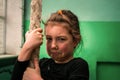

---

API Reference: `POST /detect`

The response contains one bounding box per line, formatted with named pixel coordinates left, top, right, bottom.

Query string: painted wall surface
left=6, top=0, right=23, bottom=54
left=24, top=0, right=120, bottom=80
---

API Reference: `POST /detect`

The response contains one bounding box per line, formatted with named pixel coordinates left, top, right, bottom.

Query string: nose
left=51, top=40, right=58, bottom=49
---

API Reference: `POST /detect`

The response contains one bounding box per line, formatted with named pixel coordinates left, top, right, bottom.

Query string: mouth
left=51, top=52, right=60, bottom=54
left=50, top=50, right=61, bottom=54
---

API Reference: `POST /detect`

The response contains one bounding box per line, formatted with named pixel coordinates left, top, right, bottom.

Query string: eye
left=46, top=37, right=52, bottom=41
left=57, top=37, right=66, bottom=42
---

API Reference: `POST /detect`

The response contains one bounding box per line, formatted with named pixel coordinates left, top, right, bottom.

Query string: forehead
left=45, top=22, right=70, bottom=30
left=45, top=25, right=68, bottom=35
left=45, top=22, right=70, bottom=33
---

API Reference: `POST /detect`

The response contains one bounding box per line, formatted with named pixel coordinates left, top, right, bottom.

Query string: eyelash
left=46, top=37, right=66, bottom=42
left=57, top=38, right=65, bottom=41
left=46, top=37, right=52, bottom=41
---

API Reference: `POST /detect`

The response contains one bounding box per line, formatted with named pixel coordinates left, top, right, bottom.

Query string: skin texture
left=45, top=24, right=77, bottom=63
left=18, top=28, right=43, bottom=61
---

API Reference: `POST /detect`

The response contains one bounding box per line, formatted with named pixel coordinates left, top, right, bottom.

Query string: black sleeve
left=68, top=59, right=89, bottom=80
left=11, top=60, right=29, bottom=80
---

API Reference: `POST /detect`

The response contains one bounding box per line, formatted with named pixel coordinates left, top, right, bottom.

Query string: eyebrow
left=46, top=35, right=67, bottom=38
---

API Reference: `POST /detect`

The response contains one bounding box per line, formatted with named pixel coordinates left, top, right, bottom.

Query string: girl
left=11, top=10, right=89, bottom=80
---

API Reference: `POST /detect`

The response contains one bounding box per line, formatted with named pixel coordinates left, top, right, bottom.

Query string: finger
left=25, top=31, right=30, bottom=35
left=34, top=58, right=40, bottom=73
left=25, top=31, right=30, bottom=39
left=34, top=28, right=43, bottom=33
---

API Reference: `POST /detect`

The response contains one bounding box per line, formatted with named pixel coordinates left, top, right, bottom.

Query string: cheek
left=46, top=41, right=74, bottom=54
left=59, top=43, right=74, bottom=53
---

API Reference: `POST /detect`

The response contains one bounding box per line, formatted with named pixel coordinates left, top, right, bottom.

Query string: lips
left=50, top=50, right=61, bottom=54
left=51, top=52, right=59, bottom=54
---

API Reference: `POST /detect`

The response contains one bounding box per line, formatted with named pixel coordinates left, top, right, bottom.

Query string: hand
left=25, top=28, right=43, bottom=50
left=22, top=58, right=43, bottom=80
left=18, top=28, right=43, bottom=61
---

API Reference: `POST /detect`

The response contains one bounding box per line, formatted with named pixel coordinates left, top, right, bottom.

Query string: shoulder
left=67, top=57, right=89, bottom=71
left=69, top=57, right=88, bottom=66
left=68, top=58, right=89, bottom=79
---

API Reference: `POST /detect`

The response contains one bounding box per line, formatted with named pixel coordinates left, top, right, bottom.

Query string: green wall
left=0, top=56, right=17, bottom=80
left=23, top=0, right=120, bottom=80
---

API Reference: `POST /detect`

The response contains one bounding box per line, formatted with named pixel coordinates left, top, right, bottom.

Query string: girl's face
left=45, top=24, right=77, bottom=63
